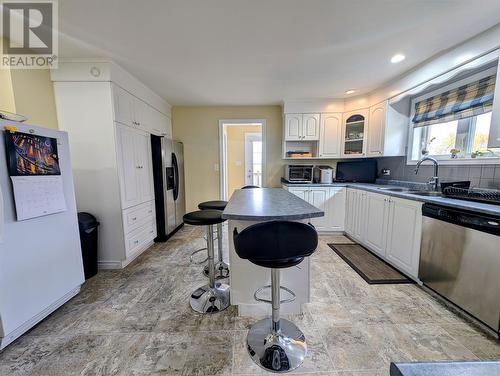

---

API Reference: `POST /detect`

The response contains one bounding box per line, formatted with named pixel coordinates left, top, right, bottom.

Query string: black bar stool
left=233, top=221, right=318, bottom=373
left=183, top=210, right=230, bottom=313
left=198, top=200, right=229, bottom=279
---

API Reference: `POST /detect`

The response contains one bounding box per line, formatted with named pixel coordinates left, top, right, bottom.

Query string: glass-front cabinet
left=342, top=109, right=368, bottom=157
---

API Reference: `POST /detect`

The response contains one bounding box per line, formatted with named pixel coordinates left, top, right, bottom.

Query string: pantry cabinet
left=286, top=186, right=345, bottom=231
left=346, top=188, right=422, bottom=279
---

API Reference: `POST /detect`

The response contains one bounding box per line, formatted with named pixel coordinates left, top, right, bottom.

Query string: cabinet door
left=133, top=98, right=148, bottom=130
left=113, top=85, right=134, bottom=127
left=385, top=197, right=422, bottom=277
left=288, top=187, right=309, bottom=201
left=364, top=192, right=388, bottom=257
left=302, top=113, right=320, bottom=140
left=342, top=109, right=369, bottom=158
left=116, top=125, right=141, bottom=208
left=367, top=102, right=387, bottom=156
left=309, top=188, right=331, bottom=231
left=353, top=190, right=367, bottom=241
left=284, top=114, right=302, bottom=141
left=135, top=131, right=154, bottom=203
left=329, top=187, right=346, bottom=231
left=319, top=113, right=342, bottom=158
left=345, top=189, right=355, bottom=236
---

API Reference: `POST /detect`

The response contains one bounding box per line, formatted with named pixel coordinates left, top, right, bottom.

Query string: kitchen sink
left=377, top=187, right=413, bottom=192
left=408, top=191, right=443, bottom=197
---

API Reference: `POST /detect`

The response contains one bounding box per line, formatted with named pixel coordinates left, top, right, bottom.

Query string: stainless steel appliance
left=151, top=136, right=185, bottom=240
left=319, top=166, right=334, bottom=184
left=284, top=165, right=314, bottom=183
left=419, top=203, right=500, bottom=336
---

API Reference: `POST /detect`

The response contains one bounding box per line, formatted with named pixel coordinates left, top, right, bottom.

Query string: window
left=409, top=68, right=499, bottom=162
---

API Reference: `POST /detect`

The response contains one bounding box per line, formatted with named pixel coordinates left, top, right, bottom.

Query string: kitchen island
left=222, top=188, right=324, bottom=316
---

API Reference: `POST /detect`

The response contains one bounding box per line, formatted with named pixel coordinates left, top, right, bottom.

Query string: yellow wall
left=225, top=124, right=262, bottom=198
left=0, top=37, right=58, bottom=129
left=9, top=69, right=59, bottom=129
left=172, top=106, right=285, bottom=211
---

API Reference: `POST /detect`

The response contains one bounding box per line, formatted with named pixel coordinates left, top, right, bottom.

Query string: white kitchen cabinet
left=116, top=125, right=154, bottom=209
left=284, top=114, right=302, bottom=141
left=286, top=186, right=346, bottom=232
left=342, top=109, right=369, bottom=158
left=348, top=189, right=423, bottom=279
left=113, top=85, right=135, bottom=127
left=284, top=113, right=319, bottom=141
left=319, top=113, right=342, bottom=158
left=363, top=192, right=388, bottom=257
left=367, top=102, right=386, bottom=156
left=302, top=113, right=320, bottom=140
left=385, top=196, right=422, bottom=278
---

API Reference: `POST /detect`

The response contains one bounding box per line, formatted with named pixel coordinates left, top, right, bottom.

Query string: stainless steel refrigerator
left=151, top=135, right=185, bottom=240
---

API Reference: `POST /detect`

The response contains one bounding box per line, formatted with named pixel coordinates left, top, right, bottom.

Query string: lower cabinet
left=287, top=186, right=346, bottom=232
left=345, top=188, right=422, bottom=279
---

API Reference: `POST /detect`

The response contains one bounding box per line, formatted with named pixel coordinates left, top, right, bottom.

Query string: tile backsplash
left=375, top=156, right=500, bottom=189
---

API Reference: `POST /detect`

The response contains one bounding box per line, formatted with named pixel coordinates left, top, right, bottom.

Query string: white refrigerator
left=0, top=120, right=84, bottom=350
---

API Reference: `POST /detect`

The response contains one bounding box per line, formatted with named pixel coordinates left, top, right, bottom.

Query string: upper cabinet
left=284, top=113, right=319, bottom=141
left=302, top=114, right=320, bottom=140
left=112, top=83, right=172, bottom=137
left=367, top=102, right=386, bottom=156
left=342, top=109, right=368, bottom=158
left=319, top=113, right=342, bottom=158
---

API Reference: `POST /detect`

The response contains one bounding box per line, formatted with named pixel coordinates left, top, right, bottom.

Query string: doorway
left=219, top=120, right=266, bottom=200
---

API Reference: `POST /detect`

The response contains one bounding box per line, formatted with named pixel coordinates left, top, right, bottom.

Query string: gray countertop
left=282, top=182, right=500, bottom=217
left=222, top=188, right=324, bottom=221
left=390, top=361, right=500, bottom=376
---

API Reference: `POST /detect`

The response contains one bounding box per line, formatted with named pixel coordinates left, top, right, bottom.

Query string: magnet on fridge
left=4, top=125, right=17, bottom=133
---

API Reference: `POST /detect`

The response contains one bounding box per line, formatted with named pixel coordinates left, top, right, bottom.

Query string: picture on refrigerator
left=4, top=131, right=61, bottom=176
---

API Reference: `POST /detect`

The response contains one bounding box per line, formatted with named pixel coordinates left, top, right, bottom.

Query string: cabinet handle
left=134, top=240, right=139, bottom=244
left=132, top=217, right=137, bottom=221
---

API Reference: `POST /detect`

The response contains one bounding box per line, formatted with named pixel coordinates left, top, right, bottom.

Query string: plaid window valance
left=412, top=74, right=496, bottom=127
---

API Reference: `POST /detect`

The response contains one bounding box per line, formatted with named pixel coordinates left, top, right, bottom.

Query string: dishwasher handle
left=422, top=203, right=500, bottom=236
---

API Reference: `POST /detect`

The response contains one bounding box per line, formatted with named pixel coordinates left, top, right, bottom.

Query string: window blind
left=412, top=74, right=496, bottom=127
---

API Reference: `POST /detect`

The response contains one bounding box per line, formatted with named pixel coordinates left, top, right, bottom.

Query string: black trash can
left=77, top=212, right=100, bottom=280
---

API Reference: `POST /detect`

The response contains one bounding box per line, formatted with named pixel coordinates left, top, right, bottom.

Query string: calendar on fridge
left=10, top=176, right=67, bottom=221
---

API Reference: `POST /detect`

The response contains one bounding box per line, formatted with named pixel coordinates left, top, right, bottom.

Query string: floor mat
left=328, top=243, right=413, bottom=284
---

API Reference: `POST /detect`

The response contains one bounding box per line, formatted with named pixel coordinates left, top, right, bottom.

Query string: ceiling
left=58, top=0, right=500, bottom=106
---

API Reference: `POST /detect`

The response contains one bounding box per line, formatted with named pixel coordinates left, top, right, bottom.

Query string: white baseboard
left=97, top=241, right=153, bottom=270
left=0, top=286, right=81, bottom=351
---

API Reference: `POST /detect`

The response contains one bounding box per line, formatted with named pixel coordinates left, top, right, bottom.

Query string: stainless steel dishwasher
left=419, top=203, right=500, bottom=336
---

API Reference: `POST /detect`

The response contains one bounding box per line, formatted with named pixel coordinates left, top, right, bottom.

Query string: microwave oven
left=285, top=165, right=314, bottom=183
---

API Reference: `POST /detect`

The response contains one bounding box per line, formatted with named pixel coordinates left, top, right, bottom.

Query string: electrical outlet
left=214, top=163, right=219, bottom=172
left=381, top=168, right=391, bottom=176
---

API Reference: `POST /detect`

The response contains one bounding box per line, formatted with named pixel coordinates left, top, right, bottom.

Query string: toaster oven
left=285, top=165, right=314, bottom=183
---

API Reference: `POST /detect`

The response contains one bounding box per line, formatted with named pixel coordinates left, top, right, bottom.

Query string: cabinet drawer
left=123, top=201, right=155, bottom=234
left=125, top=220, right=156, bottom=258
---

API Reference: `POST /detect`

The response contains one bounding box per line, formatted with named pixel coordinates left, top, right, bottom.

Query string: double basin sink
left=377, top=187, right=443, bottom=197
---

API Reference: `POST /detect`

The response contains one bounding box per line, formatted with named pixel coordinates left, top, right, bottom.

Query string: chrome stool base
left=247, top=318, right=307, bottom=373
left=190, top=282, right=230, bottom=314
left=203, top=261, right=230, bottom=280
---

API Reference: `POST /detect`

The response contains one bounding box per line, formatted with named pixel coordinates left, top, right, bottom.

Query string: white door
left=302, top=113, right=320, bottom=140
left=244, top=133, right=263, bottom=186
left=385, top=197, right=422, bottom=277
left=284, top=114, right=302, bottom=141
left=367, top=102, right=387, bottom=156
left=113, top=85, right=134, bottom=127
left=116, top=125, right=141, bottom=208
left=288, top=187, right=309, bottom=202
left=135, top=131, right=154, bottom=203
left=364, top=192, right=388, bottom=256
left=329, top=187, right=346, bottom=231
left=319, top=113, right=342, bottom=158
left=308, top=188, right=331, bottom=230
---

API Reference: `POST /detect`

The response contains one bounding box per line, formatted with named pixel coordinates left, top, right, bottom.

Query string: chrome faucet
left=415, top=156, right=440, bottom=191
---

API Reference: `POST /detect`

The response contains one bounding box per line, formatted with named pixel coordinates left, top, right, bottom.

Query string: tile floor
left=0, top=226, right=499, bottom=375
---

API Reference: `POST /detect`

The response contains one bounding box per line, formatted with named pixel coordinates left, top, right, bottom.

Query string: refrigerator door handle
left=0, top=183, right=4, bottom=243
left=172, top=152, right=179, bottom=201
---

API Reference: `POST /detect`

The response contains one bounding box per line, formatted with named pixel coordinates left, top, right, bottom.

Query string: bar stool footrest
left=253, top=285, right=296, bottom=304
